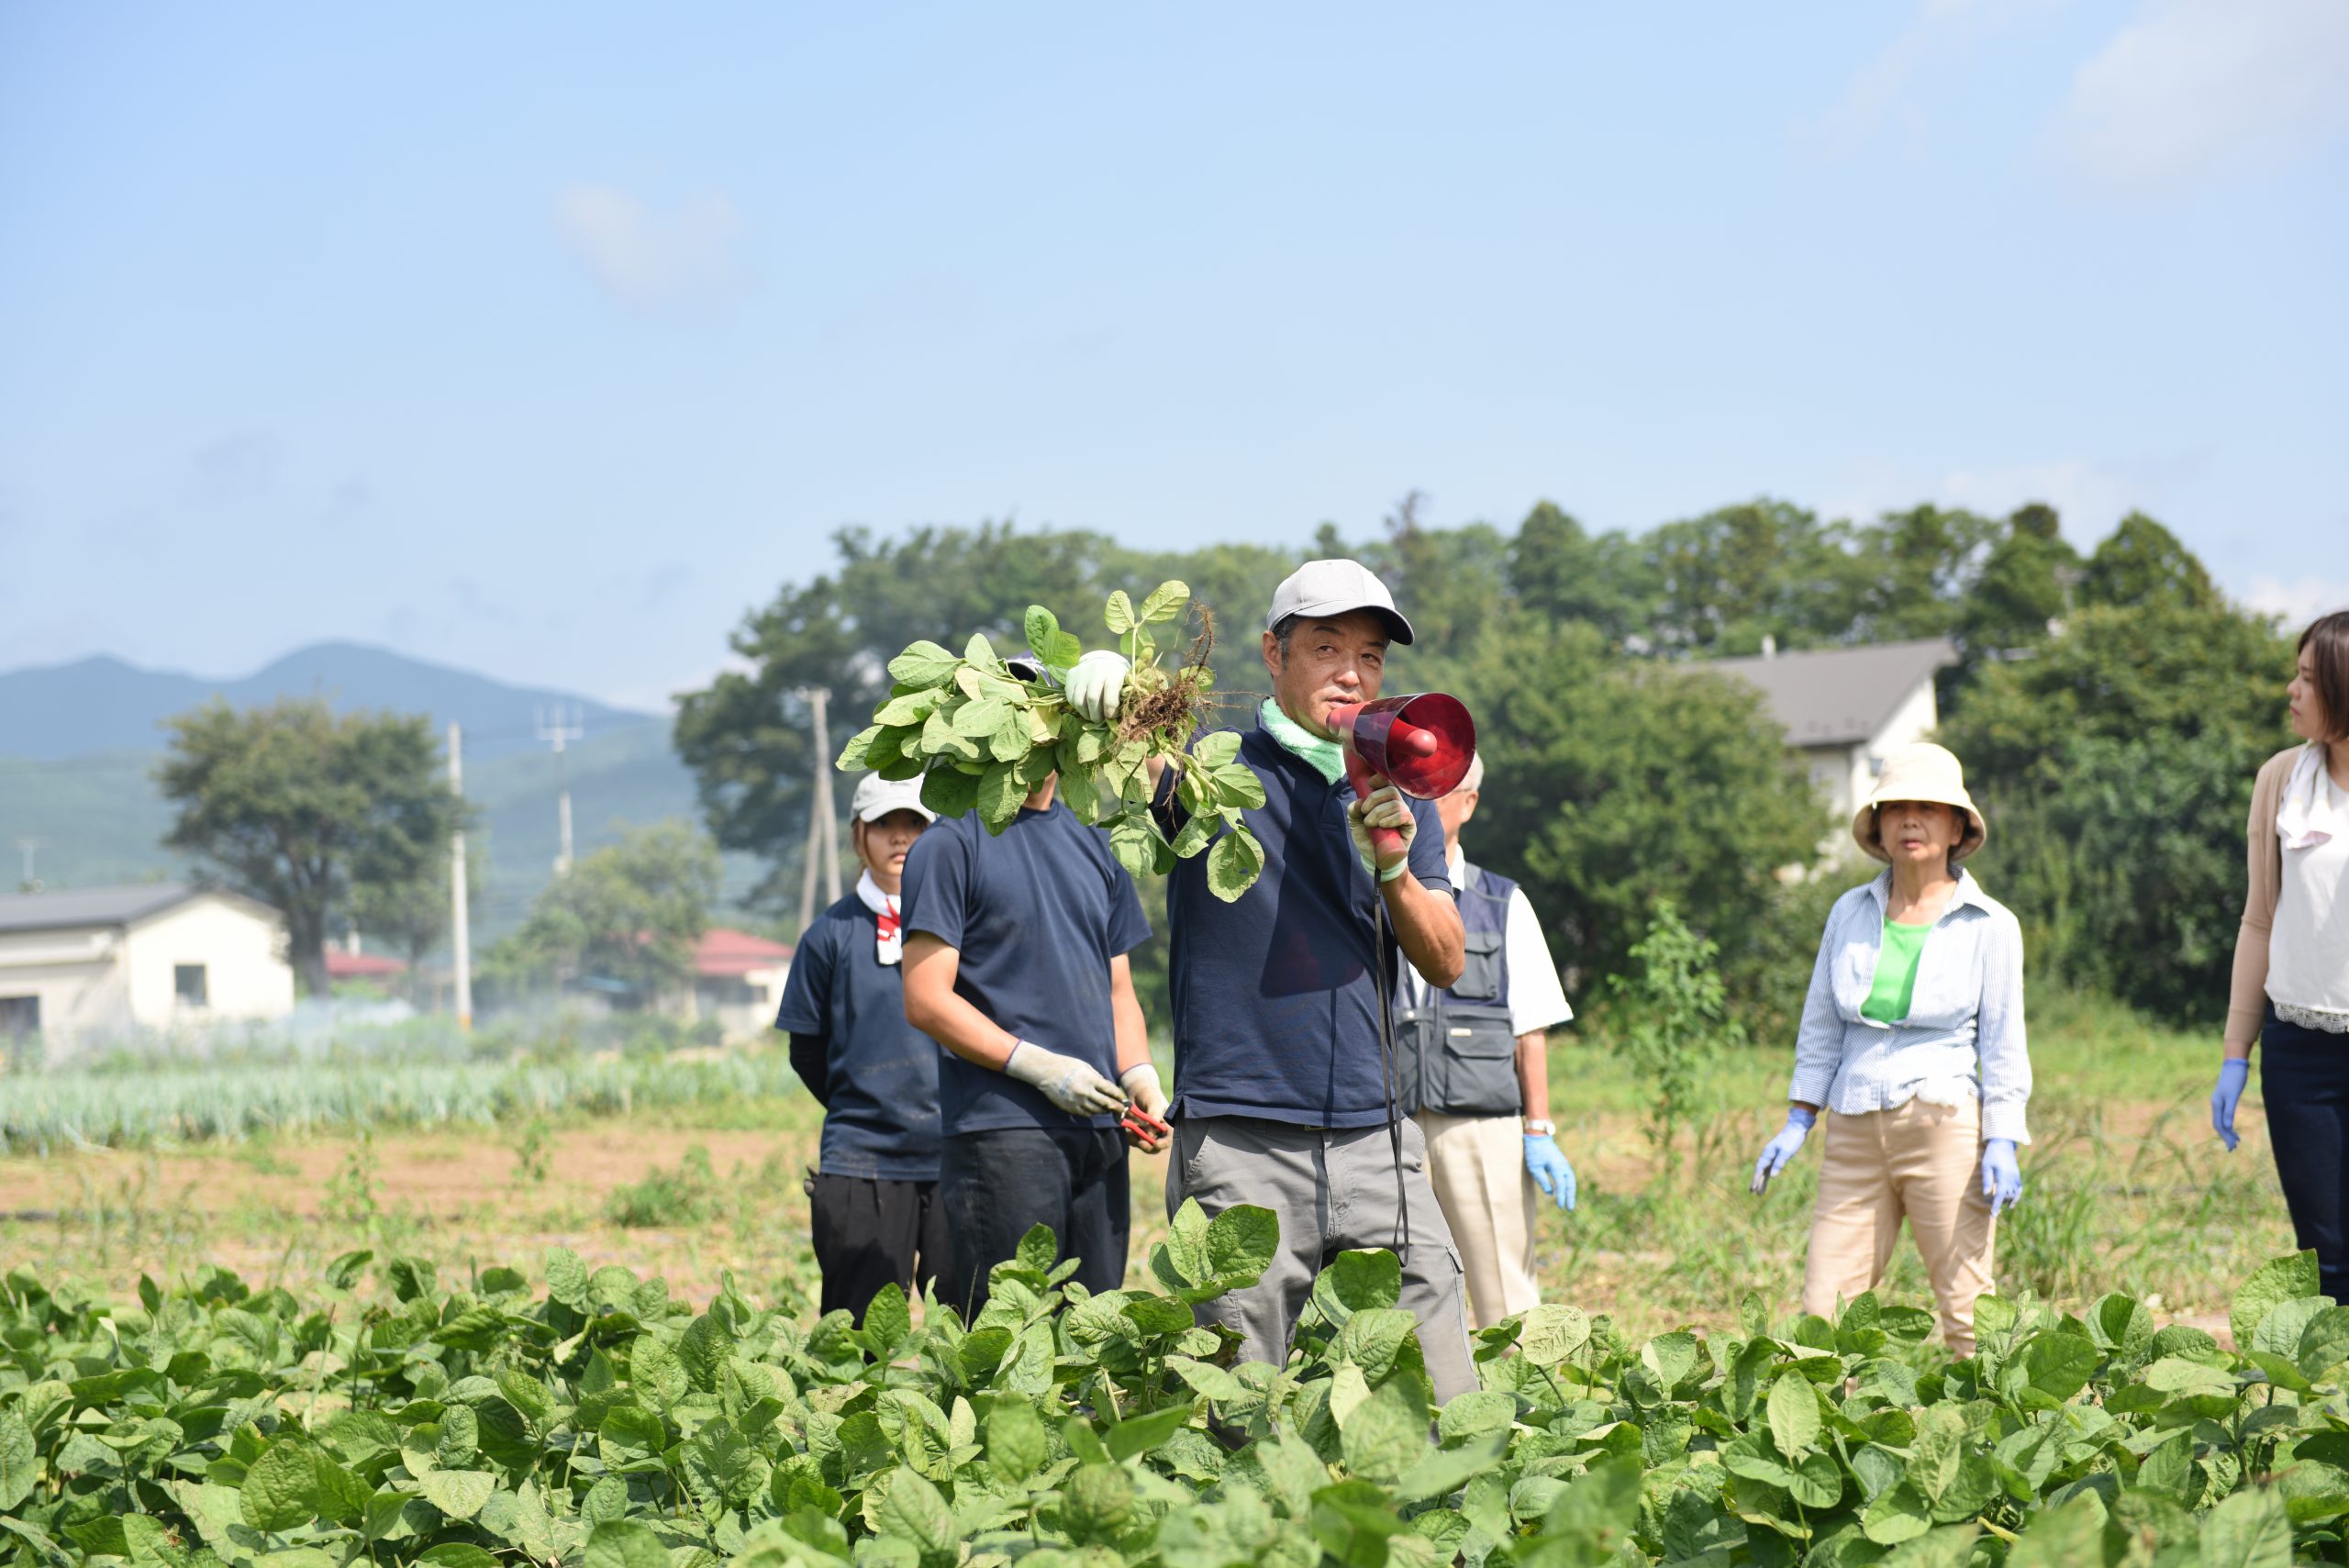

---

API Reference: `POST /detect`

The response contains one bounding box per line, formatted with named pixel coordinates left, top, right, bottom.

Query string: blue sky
left=3, top=1, right=2343, bottom=710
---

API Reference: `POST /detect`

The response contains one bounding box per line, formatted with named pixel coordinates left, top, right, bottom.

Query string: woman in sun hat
left=1748, top=741, right=2030, bottom=1356
left=2212, top=610, right=2349, bottom=1300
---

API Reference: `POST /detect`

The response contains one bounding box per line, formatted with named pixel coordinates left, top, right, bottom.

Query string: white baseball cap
left=851, top=773, right=936, bottom=824
left=1266, top=559, right=1415, bottom=646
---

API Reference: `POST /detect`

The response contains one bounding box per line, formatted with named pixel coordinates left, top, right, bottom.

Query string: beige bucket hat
left=1853, top=741, right=1987, bottom=862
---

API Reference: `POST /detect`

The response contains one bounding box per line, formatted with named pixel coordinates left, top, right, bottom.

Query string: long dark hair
left=2302, top=610, right=2349, bottom=743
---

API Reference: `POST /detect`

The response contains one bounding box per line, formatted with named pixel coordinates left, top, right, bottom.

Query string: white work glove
left=1346, top=784, right=1416, bottom=883
left=1063, top=650, right=1130, bottom=723
left=1119, top=1062, right=1171, bottom=1151
left=1004, top=1040, right=1129, bottom=1117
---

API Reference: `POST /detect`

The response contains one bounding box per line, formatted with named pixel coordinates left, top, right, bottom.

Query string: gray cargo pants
left=1166, top=1113, right=1479, bottom=1406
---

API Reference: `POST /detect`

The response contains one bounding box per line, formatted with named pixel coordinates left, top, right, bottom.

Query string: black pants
left=806, top=1173, right=948, bottom=1323
left=939, top=1125, right=1129, bottom=1319
left=2264, top=1007, right=2349, bottom=1303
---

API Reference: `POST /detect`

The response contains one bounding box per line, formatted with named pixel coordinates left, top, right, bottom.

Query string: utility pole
left=449, top=723, right=473, bottom=1030
left=536, top=703, right=584, bottom=875
left=15, top=838, right=42, bottom=894
left=790, top=685, right=842, bottom=935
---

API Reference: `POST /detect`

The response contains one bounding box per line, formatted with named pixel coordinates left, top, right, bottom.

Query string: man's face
left=1435, top=786, right=1478, bottom=855
left=853, top=809, right=928, bottom=885
left=1263, top=610, right=1391, bottom=739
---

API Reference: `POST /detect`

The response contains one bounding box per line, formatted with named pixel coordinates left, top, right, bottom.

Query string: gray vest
left=1395, top=861, right=1520, bottom=1117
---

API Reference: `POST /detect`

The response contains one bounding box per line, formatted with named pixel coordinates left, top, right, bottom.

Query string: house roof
left=0, top=883, right=207, bottom=935
left=326, top=946, right=408, bottom=980
left=1709, top=637, right=1957, bottom=749
left=695, top=927, right=794, bottom=978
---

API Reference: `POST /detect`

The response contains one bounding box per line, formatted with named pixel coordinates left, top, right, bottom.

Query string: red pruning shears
left=1120, top=1103, right=1171, bottom=1145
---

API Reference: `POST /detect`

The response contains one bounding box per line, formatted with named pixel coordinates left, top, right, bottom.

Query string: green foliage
left=486, top=819, right=721, bottom=1002
left=157, top=696, right=464, bottom=995
left=605, top=1145, right=719, bottom=1228
left=3, top=1223, right=2343, bottom=1566
left=2077, top=511, right=2219, bottom=613
left=1607, top=902, right=1742, bottom=1170
left=1452, top=616, right=1828, bottom=1023
left=842, top=584, right=1270, bottom=897
left=1942, top=599, right=2294, bottom=1019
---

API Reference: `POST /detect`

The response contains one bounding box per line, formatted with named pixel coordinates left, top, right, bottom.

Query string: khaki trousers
left=1417, top=1110, right=1540, bottom=1331
left=1802, top=1095, right=1998, bottom=1355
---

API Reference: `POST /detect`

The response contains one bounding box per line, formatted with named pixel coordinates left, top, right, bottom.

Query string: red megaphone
left=1325, top=694, right=1477, bottom=858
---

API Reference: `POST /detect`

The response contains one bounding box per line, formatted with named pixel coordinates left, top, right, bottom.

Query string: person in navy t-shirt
left=898, top=755, right=1158, bottom=1318
left=1061, top=559, right=1480, bottom=1405
left=774, top=773, right=945, bottom=1324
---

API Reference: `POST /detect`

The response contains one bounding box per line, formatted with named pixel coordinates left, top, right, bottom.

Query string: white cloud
left=2244, top=573, right=2349, bottom=625
left=1801, top=0, right=2051, bottom=160
left=553, top=183, right=747, bottom=313
left=2049, top=0, right=2349, bottom=193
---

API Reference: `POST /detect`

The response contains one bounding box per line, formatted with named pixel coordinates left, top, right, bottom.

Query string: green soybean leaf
left=583, top=1520, right=668, bottom=1568
left=1314, top=1249, right=1402, bottom=1327
left=2232, top=1251, right=2321, bottom=1353
left=1204, top=1204, right=1280, bottom=1289
left=2198, top=1485, right=2293, bottom=1568
left=2021, top=1331, right=2098, bottom=1400
left=1140, top=580, right=1190, bottom=624
left=889, top=642, right=960, bottom=685
left=1542, top=1455, right=1643, bottom=1554
left=418, top=1547, right=501, bottom=1568
left=987, top=1398, right=1046, bottom=1484
left=1024, top=606, right=1060, bottom=660
left=1105, top=1404, right=1189, bottom=1461
left=975, top=760, right=1025, bottom=830
left=863, top=1282, right=911, bottom=1359
left=1767, top=1373, right=1821, bottom=1458
left=239, top=1439, right=323, bottom=1532
left=0, top=1411, right=36, bottom=1513
left=875, top=1467, right=957, bottom=1567
left=1518, top=1304, right=1593, bottom=1366
left=1206, top=826, right=1264, bottom=902
left=1105, top=591, right=1137, bottom=635
left=2301, top=1305, right=2349, bottom=1379
left=598, top=1406, right=667, bottom=1472
left=418, top=1468, right=495, bottom=1520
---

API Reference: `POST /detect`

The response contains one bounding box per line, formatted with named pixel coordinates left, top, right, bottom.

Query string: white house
left=0, top=884, right=297, bottom=1051
left=690, top=927, right=794, bottom=1043
left=1710, top=637, right=1957, bottom=834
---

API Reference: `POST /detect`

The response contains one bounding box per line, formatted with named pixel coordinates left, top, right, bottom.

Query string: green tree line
left=677, top=498, right=2299, bottom=1034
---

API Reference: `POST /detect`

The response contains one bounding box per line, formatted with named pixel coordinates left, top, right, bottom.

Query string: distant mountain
left=0, top=642, right=773, bottom=936
left=0, top=641, right=654, bottom=761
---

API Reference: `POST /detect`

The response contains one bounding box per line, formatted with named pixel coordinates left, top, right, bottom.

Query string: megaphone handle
left=1344, top=752, right=1408, bottom=859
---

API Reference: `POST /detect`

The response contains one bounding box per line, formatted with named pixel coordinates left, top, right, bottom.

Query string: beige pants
left=1802, top=1095, right=1998, bottom=1355
left=1417, top=1110, right=1540, bottom=1330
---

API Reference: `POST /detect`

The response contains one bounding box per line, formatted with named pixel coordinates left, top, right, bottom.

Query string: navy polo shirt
left=1157, top=717, right=1453, bottom=1128
left=773, top=893, right=942, bottom=1181
left=897, top=800, right=1152, bottom=1136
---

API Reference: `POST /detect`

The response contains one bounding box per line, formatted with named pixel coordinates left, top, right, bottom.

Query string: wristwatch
left=1522, top=1118, right=1555, bottom=1136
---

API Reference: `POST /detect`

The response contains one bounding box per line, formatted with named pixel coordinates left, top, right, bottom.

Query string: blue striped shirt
left=1787, top=867, right=2032, bottom=1144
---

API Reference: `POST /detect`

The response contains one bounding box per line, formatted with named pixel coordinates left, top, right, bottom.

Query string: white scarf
left=2278, top=744, right=2341, bottom=852
left=856, top=870, right=904, bottom=964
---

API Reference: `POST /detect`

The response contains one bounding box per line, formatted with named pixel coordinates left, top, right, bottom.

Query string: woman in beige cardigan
left=2214, top=610, right=2349, bottom=1299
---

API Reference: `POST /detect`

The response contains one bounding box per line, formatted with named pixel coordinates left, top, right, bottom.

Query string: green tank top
left=1862, top=919, right=1933, bottom=1024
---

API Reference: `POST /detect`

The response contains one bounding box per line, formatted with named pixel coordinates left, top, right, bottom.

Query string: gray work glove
left=1004, top=1040, right=1128, bottom=1117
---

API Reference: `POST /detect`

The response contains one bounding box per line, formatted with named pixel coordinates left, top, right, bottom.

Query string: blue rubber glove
left=2211, top=1058, right=2250, bottom=1152
left=1524, top=1134, right=1575, bottom=1211
left=1750, top=1106, right=1816, bottom=1195
left=1980, top=1138, right=2023, bottom=1217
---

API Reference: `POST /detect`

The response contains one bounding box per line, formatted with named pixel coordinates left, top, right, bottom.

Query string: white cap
left=1266, top=559, right=1414, bottom=646
left=851, top=772, right=936, bottom=824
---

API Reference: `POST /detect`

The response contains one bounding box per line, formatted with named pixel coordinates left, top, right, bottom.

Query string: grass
left=0, top=993, right=2290, bottom=1345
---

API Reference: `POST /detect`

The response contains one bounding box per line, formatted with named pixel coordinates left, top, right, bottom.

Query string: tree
left=1508, top=501, right=1660, bottom=650
left=1955, top=503, right=2080, bottom=658
left=1851, top=504, right=1999, bottom=642
left=350, top=847, right=484, bottom=997
left=2077, top=511, right=2217, bottom=611
left=1450, top=615, right=1828, bottom=1015
left=1642, top=499, right=1870, bottom=655
left=490, top=819, right=719, bottom=1004
left=1940, top=593, right=2294, bottom=1020
left=158, top=698, right=461, bottom=996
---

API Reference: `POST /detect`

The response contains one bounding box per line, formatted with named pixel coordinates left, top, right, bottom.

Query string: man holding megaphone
left=1065, top=559, right=1481, bottom=1406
